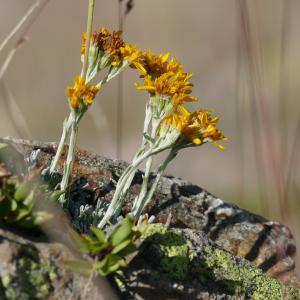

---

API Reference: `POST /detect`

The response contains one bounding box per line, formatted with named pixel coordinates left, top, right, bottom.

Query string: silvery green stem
left=132, top=150, right=178, bottom=220
left=49, top=113, right=72, bottom=174
left=59, top=111, right=78, bottom=206
left=81, top=0, right=95, bottom=79
left=131, top=156, right=153, bottom=213
left=97, top=148, right=154, bottom=228
left=131, top=112, right=158, bottom=213
left=98, top=138, right=169, bottom=228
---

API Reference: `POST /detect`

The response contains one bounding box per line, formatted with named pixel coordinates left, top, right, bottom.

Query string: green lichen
left=191, top=239, right=300, bottom=299
left=141, top=224, right=300, bottom=299
left=251, top=275, right=284, bottom=300
left=286, top=287, right=300, bottom=300
left=1, top=245, right=57, bottom=300
left=141, top=224, right=192, bottom=280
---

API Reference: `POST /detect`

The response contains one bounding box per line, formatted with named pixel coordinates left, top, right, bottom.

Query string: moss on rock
left=1, top=244, right=56, bottom=300
left=141, top=223, right=193, bottom=280
left=140, top=224, right=300, bottom=299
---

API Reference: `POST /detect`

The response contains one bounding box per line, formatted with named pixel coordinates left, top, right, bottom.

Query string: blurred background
left=0, top=0, right=299, bottom=271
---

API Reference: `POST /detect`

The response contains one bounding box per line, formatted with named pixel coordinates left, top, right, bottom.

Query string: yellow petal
left=161, top=52, right=170, bottom=62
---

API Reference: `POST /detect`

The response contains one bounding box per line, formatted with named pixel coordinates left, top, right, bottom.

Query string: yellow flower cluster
left=132, top=48, right=225, bottom=148
left=135, top=51, right=197, bottom=107
left=136, top=72, right=197, bottom=105
left=81, top=28, right=141, bottom=66
left=67, top=76, right=99, bottom=110
left=133, top=51, right=182, bottom=77
left=77, top=27, right=225, bottom=149
left=163, top=109, right=226, bottom=148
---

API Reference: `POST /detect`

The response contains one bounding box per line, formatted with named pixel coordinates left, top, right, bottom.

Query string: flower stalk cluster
left=48, top=4, right=141, bottom=206
left=48, top=0, right=225, bottom=226
left=98, top=51, right=226, bottom=228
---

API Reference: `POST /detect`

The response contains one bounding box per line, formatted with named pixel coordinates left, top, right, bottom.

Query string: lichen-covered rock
left=119, top=224, right=300, bottom=299
left=1, top=137, right=297, bottom=289
left=0, top=137, right=299, bottom=299
left=0, top=228, right=117, bottom=300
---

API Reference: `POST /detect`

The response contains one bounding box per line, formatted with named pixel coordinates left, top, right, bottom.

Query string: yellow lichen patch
left=67, top=75, right=99, bottom=109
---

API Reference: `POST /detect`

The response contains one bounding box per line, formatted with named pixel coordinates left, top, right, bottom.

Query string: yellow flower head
left=182, top=110, right=226, bottom=148
left=161, top=109, right=226, bottom=149
left=114, top=43, right=142, bottom=66
left=67, top=76, right=99, bottom=109
left=81, top=28, right=124, bottom=60
left=136, top=71, right=197, bottom=105
left=134, top=51, right=183, bottom=78
left=162, top=113, right=188, bottom=132
left=81, top=28, right=142, bottom=67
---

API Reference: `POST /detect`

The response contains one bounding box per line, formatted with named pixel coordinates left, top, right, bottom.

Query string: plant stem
left=49, top=112, right=72, bottom=174
left=132, top=156, right=153, bottom=212
left=81, top=0, right=95, bottom=80
left=57, top=0, right=95, bottom=205
left=133, top=150, right=177, bottom=220
left=98, top=147, right=153, bottom=228
left=59, top=111, right=78, bottom=206
left=131, top=113, right=157, bottom=213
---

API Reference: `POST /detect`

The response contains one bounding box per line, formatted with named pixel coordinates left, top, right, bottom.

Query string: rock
left=119, top=224, right=300, bottom=299
left=0, top=227, right=117, bottom=300
left=0, top=137, right=299, bottom=299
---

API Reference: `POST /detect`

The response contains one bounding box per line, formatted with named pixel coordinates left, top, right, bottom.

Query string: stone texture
left=119, top=224, right=300, bottom=300
left=0, top=137, right=299, bottom=299
left=0, top=227, right=117, bottom=300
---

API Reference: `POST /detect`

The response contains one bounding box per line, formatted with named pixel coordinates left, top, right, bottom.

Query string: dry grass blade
left=278, top=0, right=292, bottom=171
left=119, top=0, right=134, bottom=16
left=0, top=0, right=51, bottom=138
left=236, top=0, right=288, bottom=220
left=236, top=0, right=269, bottom=214
left=0, top=0, right=49, bottom=54
left=285, top=116, right=300, bottom=194
left=0, top=38, right=27, bottom=81
left=0, top=81, right=33, bottom=138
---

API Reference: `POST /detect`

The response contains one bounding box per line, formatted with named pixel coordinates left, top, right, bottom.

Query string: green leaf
left=23, top=190, right=35, bottom=206
left=109, top=217, right=133, bottom=247
left=31, top=211, right=53, bottom=226
left=0, top=143, right=8, bottom=151
left=10, top=199, right=18, bottom=211
left=90, top=226, right=106, bottom=243
left=14, top=207, right=31, bottom=221
left=97, top=254, right=126, bottom=276
left=14, top=182, right=30, bottom=201
left=114, top=242, right=137, bottom=258
left=111, top=239, right=132, bottom=255
left=69, top=229, right=91, bottom=253
left=49, top=190, right=66, bottom=202
left=66, top=259, right=94, bottom=276
left=81, top=234, right=97, bottom=244
left=88, top=242, right=110, bottom=255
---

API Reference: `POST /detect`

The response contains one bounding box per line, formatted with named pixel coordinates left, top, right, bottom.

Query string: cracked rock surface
left=0, top=137, right=299, bottom=299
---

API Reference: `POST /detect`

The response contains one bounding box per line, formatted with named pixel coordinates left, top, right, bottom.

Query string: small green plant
left=68, top=216, right=144, bottom=276
left=0, top=175, right=53, bottom=230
